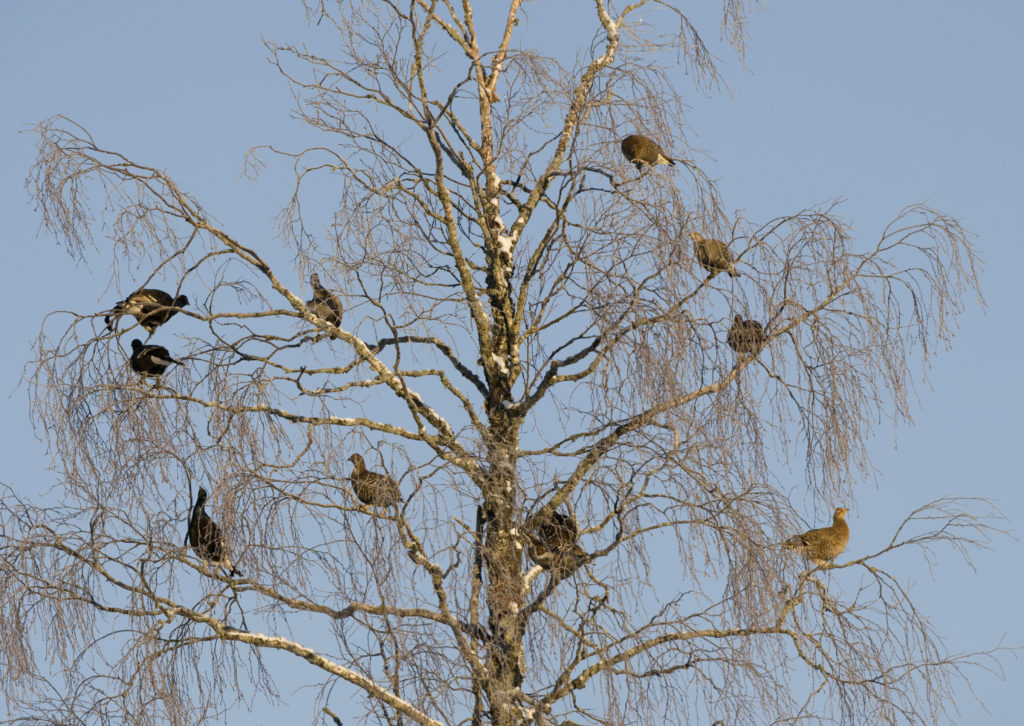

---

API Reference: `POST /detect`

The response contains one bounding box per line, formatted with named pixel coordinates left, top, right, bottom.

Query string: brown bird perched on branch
left=187, top=487, right=240, bottom=577
left=690, top=232, right=739, bottom=279
left=348, top=453, right=401, bottom=507
left=528, top=510, right=587, bottom=575
left=307, top=273, right=342, bottom=327
left=620, top=134, right=676, bottom=170
left=784, top=507, right=849, bottom=566
left=129, top=339, right=181, bottom=378
left=105, top=288, right=189, bottom=334
left=726, top=315, right=767, bottom=355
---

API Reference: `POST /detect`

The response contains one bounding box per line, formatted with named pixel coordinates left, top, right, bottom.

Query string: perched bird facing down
left=105, top=288, right=189, bottom=333
left=348, top=453, right=401, bottom=507
left=187, top=487, right=239, bottom=577
left=528, top=510, right=587, bottom=575
left=726, top=315, right=767, bottom=355
left=307, top=273, right=342, bottom=327
left=784, top=507, right=849, bottom=566
left=129, top=339, right=180, bottom=378
left=690, top=232, right=739, bottom=279
left=620, top=134, right=676, bottom=170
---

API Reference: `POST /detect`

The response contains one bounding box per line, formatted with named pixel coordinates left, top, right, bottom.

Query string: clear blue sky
left=2, top=2, right=1021, bottom=723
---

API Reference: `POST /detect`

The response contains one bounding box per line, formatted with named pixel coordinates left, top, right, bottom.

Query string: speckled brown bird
left=187, top=487, right=240, bottom=577
left=307, top=273, right=342, bottom=327
left=105, top=288, right=189, bottom=333
left=348, top=453, right=401, bottom=507
left=784, top=507, right=849, bottom=565
left=726, top=315, right=767, bottom=355
left=690, top=232, right=739, bottom=279
left=620, top=134, right=676, bottom=170
left=528, top=510, right=587, bottom=575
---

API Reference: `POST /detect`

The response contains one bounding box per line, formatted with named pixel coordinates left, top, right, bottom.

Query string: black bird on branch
left=187, top=487, right=239, bottom=577
left=105, top=288, right=189, bottom=333
left=129, top=339, right=180, bottom=378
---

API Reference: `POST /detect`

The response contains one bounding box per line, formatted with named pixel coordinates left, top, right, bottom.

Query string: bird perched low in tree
left=105, top=288, right=189, bottom=334
left=528, top=510, right=587, bottom=576
left=187, top=487, right=240, bottom=577
left=348, top=453, right=401, bottom=507
left=129, top=339, right=181, bottom=378
left=784, top=507, right=849, bottom=566
left=690, top=231, right=739, bottom=279
left=307, top=273, right=342, bottom=327
left=726, top=315, right=767, bottom=355
left=620, top=133, right=677, bottom=170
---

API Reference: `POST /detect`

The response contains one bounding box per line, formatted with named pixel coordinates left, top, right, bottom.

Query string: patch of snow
left=497, top=234, right=514, bottom=257
left=489, top=353, right=509, bottom=374
left=500, top=400, right=514, bottom=410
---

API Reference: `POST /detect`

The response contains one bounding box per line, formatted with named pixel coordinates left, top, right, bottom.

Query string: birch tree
left=1, top=1, right=1000, bottom=724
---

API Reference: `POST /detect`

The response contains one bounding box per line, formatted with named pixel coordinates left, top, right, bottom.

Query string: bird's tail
left=104, top=303, right=124, bottom=332
left=782, top=535, right=804, bottom=550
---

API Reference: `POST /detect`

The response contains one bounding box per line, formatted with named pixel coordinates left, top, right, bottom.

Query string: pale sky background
left=2, top=2, right=1022, bottom=724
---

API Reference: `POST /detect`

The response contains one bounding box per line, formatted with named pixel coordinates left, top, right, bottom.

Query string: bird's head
left=196, top=487, right=209, bottom=503
left=175, top=294, right=190, bottom=308
left=834, top=507, right=849, bottom=521
left=310, top=273, right=321, bottom=286
left=688, top=231, right=702, bottom=243
left=348, top=453, right=365, bottom=469
left=131, top=339, right=143, bottom=352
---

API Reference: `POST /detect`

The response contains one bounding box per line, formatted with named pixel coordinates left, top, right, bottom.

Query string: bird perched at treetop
left=307, top=273, right=342, bottom=327
left=348, top=453, right=401, bottom=507
left=528, top=510, right=587, bottom=576
left=187, top=487, right=240, bottom=577
left=783, top=507, right=849, bottom=566
left=105, top=288, right=189, bottom=334
left=726, top=315, right=767, bottom=355
left=620, top=134, right=676, bottom=170
left=690, top=231, right=739, bottom=279
left=129, top=339, right=180, bottom=378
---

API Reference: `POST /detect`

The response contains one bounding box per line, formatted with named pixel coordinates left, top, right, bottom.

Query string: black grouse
left=187, top=487, right=239, bottom=577
left=106, top=288, right=189, bottom=333
left=129, top=339, right=180, bottom=377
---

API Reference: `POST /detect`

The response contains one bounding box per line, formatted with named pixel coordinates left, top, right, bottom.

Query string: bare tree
left=0, top=2, right=1005, bottom=725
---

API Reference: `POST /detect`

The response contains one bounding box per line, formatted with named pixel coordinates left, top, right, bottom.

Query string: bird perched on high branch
left=620, top=133, right=676, bottom=170
left=348, top=453, right=401, bottom=507
left=128, top=339, right=180, bottom=378
left=187, top=486, right=240, bottom=577
left=691, top=231, right=739, bottom=279
left=527, top=509, right=587, bottom=577
left=726, top=315, right=767, bottom=356
left=105, top=288, right=189, bottom=334
left=784, top=507, right=849, bottom=566
left=307, top=273, right=342, bottom=328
